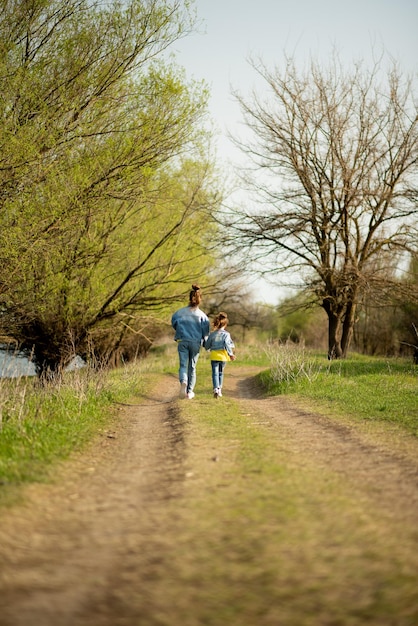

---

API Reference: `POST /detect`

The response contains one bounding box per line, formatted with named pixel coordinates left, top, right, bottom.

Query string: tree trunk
left=323, top=300, right=343, bottom=359
left=341, top=300, right=357, bottom=357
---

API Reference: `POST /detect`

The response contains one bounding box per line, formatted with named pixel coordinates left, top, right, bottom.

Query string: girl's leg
left=177, top=342, right=188, bottom=386
left=218, top=361, right=226, bottom=390
left=187, top=342, right=201, bottom=393
left=211, top=361, right=220, bottom=390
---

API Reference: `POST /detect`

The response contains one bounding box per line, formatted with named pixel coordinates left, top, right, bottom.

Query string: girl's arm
left=226, top=333, right=236, bottom=360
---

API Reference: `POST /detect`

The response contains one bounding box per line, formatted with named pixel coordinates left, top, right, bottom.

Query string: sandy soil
left=0, top=367, right=417, bottom=626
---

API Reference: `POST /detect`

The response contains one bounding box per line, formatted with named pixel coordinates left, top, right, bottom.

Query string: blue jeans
left=211, top=360, right=226, bottom=390
left=177, top=340, right=201, bottom=393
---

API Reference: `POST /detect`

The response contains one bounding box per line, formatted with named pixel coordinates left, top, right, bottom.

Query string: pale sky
left=173, top=0, right=418, bottom=303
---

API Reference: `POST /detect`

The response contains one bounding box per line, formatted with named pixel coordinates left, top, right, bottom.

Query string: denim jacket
left=205, top=329, right=235, bottom=356
left=171, top=306, right=210, bottom=344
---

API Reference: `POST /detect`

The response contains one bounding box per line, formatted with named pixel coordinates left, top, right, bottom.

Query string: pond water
left=0, top=347, right=85, bottom=378
left=0, top=347, right=36, bottom=378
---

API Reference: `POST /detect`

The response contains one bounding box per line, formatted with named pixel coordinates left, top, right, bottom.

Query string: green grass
left=0, top=360, right=149, bottom=503
left=233, top=341, right=271, bottom=367
left=260, top=349, right=418, bottom=435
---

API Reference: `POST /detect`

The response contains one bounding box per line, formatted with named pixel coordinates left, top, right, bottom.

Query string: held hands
left=230, top=354, right=237, bottom=361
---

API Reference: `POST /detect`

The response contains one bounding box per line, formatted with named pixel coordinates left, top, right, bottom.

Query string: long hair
left=213, top=312, right=228, bottom=330
left=188, top=284, right=202, bottom=308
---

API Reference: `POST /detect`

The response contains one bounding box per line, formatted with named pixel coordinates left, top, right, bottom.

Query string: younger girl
left=205, top=312, right=236, bottom=399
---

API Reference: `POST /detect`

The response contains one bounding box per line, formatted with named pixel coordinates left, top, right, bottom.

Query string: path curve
left=229, top=368, right=418, bottom=526
left=0, top=367, right=417, bottom=625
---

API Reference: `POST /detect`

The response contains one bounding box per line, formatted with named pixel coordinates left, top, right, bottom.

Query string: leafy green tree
left=230, top=56, right=418, bottom=358
left=0, top=0, right=221, bottom=376
left=2, top=149, right=219, bottom=374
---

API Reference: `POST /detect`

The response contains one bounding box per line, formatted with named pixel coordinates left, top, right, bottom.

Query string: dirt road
left=0, top=367, right=417, bottom=626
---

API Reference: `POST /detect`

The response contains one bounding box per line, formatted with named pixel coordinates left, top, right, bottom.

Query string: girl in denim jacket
left=171, top=285, right=210, bottom=399
left=205, top=312, right=236, bottom=399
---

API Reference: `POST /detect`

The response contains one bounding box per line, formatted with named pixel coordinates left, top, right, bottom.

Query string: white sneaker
left=218, top=389, right=222, bottom=397
left=179, top=382, right=187, bottom=399
left=213, top=388, right=219, bottom=399
left=186, top=391, right=195, bottom=399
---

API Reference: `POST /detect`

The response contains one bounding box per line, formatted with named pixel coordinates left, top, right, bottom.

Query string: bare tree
left=230, top=56, right=418, bottom=358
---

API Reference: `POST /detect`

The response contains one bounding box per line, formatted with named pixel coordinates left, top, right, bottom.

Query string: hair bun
left=191, top=284, right=200, bottom=291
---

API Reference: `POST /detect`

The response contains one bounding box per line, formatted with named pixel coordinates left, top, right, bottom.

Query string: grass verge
left=260, top=347, right=418, bottom=436
left=0, top=361, right=149, bottom=505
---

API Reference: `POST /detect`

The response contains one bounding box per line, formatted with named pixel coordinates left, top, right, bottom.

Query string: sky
left=173, top=0, right=418, bottom=303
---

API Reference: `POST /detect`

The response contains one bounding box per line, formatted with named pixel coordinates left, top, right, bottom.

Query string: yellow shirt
left=210, top=348, right=230, bottom=362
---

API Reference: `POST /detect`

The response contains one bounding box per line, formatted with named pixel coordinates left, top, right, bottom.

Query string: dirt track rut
left=0, top=368, right=417, bottom=625
left=0, top=376, right=183, bottom=626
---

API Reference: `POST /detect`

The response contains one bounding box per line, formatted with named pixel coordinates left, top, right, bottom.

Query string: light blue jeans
left=211, top=360, right=226, bottom=390
left=177, top=340, right=201, bottom=393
